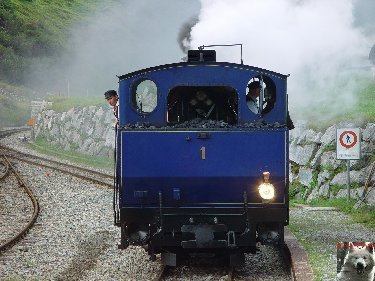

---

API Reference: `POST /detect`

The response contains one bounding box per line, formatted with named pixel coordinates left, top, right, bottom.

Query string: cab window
left=246, top=75, right=276, bottom=115
left=132, top=79, right=157, bottom=113
left=167, top=86, right=238, bottom=124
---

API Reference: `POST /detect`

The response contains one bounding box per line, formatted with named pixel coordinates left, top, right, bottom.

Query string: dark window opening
left=167, top=86, right=238, bottom=124
left=246, top=75, right=276, bottom=115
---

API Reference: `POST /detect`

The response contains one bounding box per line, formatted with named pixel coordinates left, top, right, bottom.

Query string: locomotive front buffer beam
left=117, top=207, right=286, bottom=266
left=149, top=211, right=259, bottom=267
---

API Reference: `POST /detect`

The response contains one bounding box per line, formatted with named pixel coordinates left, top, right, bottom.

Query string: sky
left=31, top=0, right=374, bottom=121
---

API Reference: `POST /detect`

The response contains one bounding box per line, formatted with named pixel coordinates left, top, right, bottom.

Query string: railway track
left=0, top=127, right=30, bottom=139
left=0, top=152, right=120, bottom=280
left=153, top=244, right=293, bottom=281
left=0, top=130, right=113, bottom=255
left=0, top=145, right=113, bottom=188
left=0, top=157, right=10, bottom=179
left=0, top=153, right=40, bottom=253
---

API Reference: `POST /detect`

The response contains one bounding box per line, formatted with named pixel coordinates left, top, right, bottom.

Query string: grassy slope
left=47, top=96, right=106, bottom=112
left=0, top=0, right=106, bottom=127
left=29, top=136, right=113, bottom=172
left=299, top=77, right=375, bottom=130
left=348, top=81, right=375, bottom=121
left=0, top=81, right=36, bottom=127
left=0, top=0, right=101, bottom=83
left=5, top=0, right=101, bottom=49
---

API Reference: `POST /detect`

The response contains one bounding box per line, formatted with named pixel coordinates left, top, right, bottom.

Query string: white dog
left=337, top=243, right=375, bottom=281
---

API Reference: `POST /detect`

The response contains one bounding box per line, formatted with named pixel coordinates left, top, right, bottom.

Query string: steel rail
left=1, top=145, right=113, bottom=180
left=0, top=127, right=30, bottom=139
left=8, top=155, right=113, bottom=189
left=0, top=158, right=10, bottom=179
left=0, top=145, right=112, bottom=188
left=0, top=154, right=40, bottom=252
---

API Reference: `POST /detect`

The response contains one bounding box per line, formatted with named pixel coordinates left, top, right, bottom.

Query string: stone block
left=320, top=125, right=336, bottom=145
left=320, top=151, right=342, bottom=169
left=298, top=168, right=313, bottom=187
left=318, top=171, right=330, bottom=186
left=362, top=123, right=375, bottom=142
left=318, top=183, right=330, bottom=197
left=290, top=143, right=318, bottom=166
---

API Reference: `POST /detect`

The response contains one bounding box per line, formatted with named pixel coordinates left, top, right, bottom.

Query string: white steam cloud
left=29, top=0, right=200, bottom=97
left=189, top=0, right=373, bottom=121
left=27, top=0, right=373, bottom=123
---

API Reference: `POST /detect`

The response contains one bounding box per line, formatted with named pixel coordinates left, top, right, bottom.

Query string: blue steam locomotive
left=113, top=48, right=291, bottom=266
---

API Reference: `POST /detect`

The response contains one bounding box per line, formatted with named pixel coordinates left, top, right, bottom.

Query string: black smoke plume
left=178, top=16, right=199, bottom=54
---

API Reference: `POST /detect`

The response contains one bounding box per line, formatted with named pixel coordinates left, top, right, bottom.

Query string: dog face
left=345, top=247, right=375, bottom=275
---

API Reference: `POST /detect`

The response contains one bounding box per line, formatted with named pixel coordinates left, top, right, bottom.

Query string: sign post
left=336, top=128, right=361, bottom=202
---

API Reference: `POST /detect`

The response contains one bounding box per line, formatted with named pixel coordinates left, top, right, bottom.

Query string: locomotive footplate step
left=161, top=252, right=176, bottom=266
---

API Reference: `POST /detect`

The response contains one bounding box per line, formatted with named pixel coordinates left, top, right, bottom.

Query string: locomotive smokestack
left=187, top=50, right=216, bottom=62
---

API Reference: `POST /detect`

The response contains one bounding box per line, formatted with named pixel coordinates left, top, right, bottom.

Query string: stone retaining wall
left=290, top=121, right=375, bottom=205
left=35, top=106, right=116, bottom=158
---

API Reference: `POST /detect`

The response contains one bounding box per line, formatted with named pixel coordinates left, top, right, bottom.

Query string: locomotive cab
left=114, top=49, right=290, bottom=266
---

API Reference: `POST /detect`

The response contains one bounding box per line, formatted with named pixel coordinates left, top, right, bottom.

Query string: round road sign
left=339, top=130, right=358, bottom=149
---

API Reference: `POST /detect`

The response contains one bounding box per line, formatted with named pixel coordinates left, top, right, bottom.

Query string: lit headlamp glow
left=258, top=171, right=275, bottom=200
left=258, top=183, right=275, bottom=200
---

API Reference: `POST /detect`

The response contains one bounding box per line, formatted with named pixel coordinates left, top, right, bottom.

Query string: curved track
left=0, top=127, right=30, bottom=139
left=0, top=128, right=112, bottom=254
left=0, top=154, right=40, bottom=252
left=0, top=157, right=10, bottom=179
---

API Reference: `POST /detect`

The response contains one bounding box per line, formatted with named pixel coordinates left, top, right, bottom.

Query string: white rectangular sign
left=336, top=128, right=361, bottom=160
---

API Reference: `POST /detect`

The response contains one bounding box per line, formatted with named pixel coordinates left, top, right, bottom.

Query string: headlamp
left=258, top=171, right=275, bottom=200
left=258, top=183, right=275, bottom=200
